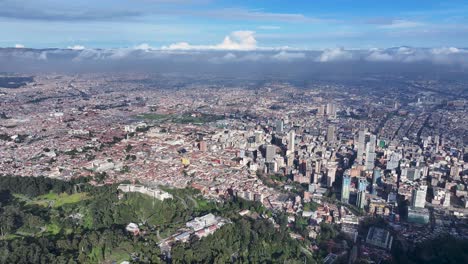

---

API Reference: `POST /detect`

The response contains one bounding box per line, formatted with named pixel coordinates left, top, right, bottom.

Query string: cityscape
left=1, top=1, right=468, bottom=263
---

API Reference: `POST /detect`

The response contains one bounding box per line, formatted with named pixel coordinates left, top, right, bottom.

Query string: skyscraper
left=358, top=177, right=368, bottom=191
left=365, top=134, right=376, bottom=170
left=357, top=130, right=366, bottom=163
left=327, top=166, right=337, bottom=187
left=265, top=145, right=276, bottom=163
left=276, top=119, right=284, bottom=133
left=411, top=185, right=427, bottom=208
left=341, top=175, right=351, bottom=204
left=288, top=130, right=295, bottom=153
left=357, top=191, right=367, bottom=209
left=386, top=152, right=400, bottom=170
left=327, top=125, right=335, bottom=143
left=326, top=103, right=337, bottom=118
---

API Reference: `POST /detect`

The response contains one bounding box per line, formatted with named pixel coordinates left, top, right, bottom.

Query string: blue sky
left=1, top=0, right=468, bottom=49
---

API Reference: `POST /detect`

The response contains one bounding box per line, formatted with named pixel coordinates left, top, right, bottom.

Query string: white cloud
left=431, top=47, right=467, bottom=55
left=162, top=31, right=257, bottom=50
left=380, top=20, right=424, bottom=29
left=258, top=25, right=281, bottom=30
left=222, top=52, right=237, bottom=60
left=366, top=50, right=394, bottom=62
left=317, top=48, right=353, bottom=62
left=15, top=44, right=25, bottom=48
left=272, top=51, right=306, bottom=61
left=67, top=45, right=85, bottom=50
left=134, top=43, right=153, bottom=51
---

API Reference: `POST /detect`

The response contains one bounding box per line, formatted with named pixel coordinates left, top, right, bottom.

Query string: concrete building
left=411, top=185, right=427, bottom=208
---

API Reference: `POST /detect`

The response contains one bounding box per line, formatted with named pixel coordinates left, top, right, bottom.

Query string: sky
left=1, top=0, right=468, bottom=49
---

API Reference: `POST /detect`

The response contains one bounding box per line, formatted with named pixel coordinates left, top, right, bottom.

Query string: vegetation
left=172, top=217, right=317, bottom=263
left=0, top=176, right=316, bottom=263
left=137, top=113, right=224, bottom=124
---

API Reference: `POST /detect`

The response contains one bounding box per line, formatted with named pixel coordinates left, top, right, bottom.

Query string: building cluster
left=1, top=73, right=467, bottom=263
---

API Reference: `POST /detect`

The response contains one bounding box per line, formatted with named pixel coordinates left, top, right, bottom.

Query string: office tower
left=265, top=145, right=276, bottom=162
left=276, top=119, right=284, bottom=133
left=357, top=191, right=367, bottom=209
left=317, top=105, right=325, bottom=116
left=327, top=166, right=337, bottom=187
left=358, top=177, right=368, bottom=191
left=327, top=125, right=335, bottom=143
left=372, top=169, right=381, bottom=185
left=411, top=185, right=427, bottom=208
left=326, top=103, right=337, bottom=118
left=254, top=131, right=262, bottom=143
left=407, top=167, right=421, bottom=181
left=314, top=160, right=321, bottom=174
left=288, top=130, right=295, bottom=153
left=357, top=130, right=366, bottom=163
left=387, top=152, right=400, bottom=170
left=367, top=135, right=376, bottom=153
left=365, top=152, right=376, bottom=170
left=365, top=135, right=376, bottom=170
left=371, top=169, right=381, bottom=195
left=341, top=175, right=351, bottom=204
left=286, top=154, right=294, bottom=167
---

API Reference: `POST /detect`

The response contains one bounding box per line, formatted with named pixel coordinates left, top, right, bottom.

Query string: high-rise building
left=265, top=145, right=276, bottom=163
left=372, top=169, right=381, bottom=185
left=365, top=134, right=376, bottom=170
left=357, top=130, right=366, bottom=163
left=357, top=191, right=367, bottom=209
left=288, top=130, right=295, bottom=153
left=327, top=125, right=335, bottom=143
left=387, top=152, right=400, bottom=170
left=276, top=119, right=284, bottom=133
left=358, top=177, right=368, bottom=191
left=326, top=103, right=337, bottom=118
left=327, top=166, right=337, bottom=187
left=317, top=105, right=326, bottom=116
left=341, top=175, right=351, bottom=204
left=254, top=131, right=263, bottom=143
left=411, top=185, right=427, bottom=208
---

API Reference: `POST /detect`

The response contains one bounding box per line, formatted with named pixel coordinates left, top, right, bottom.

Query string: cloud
left=272, top=51, right=306, bottom=61
left=0, top=0, right=143, bottom=21
left=198, top=8, right=328, bottom=23
left=317, top=48, right=353, bottom=62
left=431, top=47, right=467, bottom=55
left=162, top=31, right=257, bottom=50
left=134, top=43, right=153, bottom=51
left=380, top=20, right=424, bottom=29
left=15, top=44, right=25, bottom=48
left=2, top=46, right=468, bottom=67
left=365, top=49, right=394, bottom=62
left=67, top=45, right=85, bottom=50
left=257, top=25, right=281, bottom=30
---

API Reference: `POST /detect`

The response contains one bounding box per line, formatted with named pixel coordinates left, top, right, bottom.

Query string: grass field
left=137, top=113, right=224, bottom=124
left=30, top=192, right=89, bottom=208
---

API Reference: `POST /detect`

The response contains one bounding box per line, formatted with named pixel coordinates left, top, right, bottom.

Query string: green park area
left=0, top=175, right=318, bottom=263
left=137, top=112, right=224, bottom=124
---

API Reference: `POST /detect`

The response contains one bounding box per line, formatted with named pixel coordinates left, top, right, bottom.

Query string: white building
left=411, top=185, right=427, bottom=208
left=118, top=184, right=173, bottom=201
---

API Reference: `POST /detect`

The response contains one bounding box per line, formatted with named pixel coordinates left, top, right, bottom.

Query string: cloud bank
left=162, top=31, right=258, bottom=51
left=1, top=41, right=468, bottom=69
